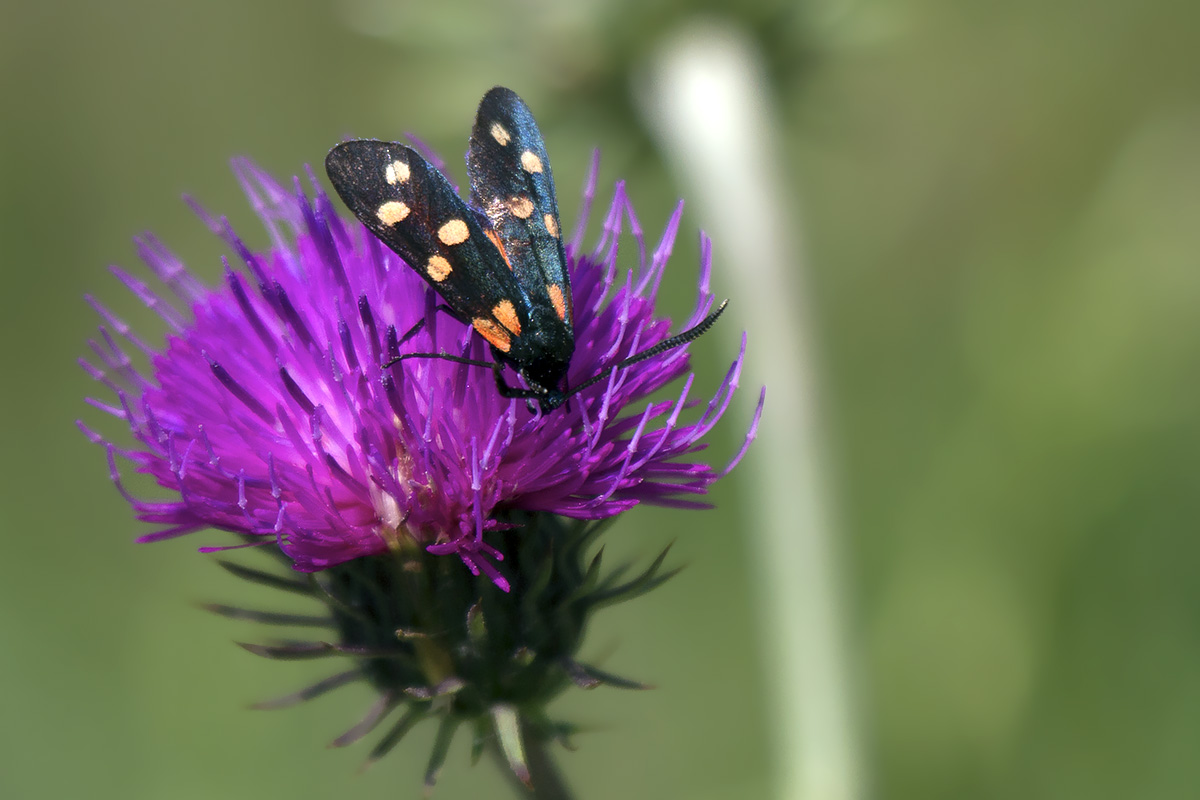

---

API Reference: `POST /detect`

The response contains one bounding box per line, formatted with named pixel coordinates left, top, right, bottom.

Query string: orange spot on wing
left=472, top=318, right=512, bottom=352
left=521, top=151, right=543, bottom=173
left=547, top=283, right=567, bottom=321
left=438, top=219, right=470, bottom=246
left=484, top=229, right=514, bottom=270
left=376, top=201, right=410, bottom=225
left=509, top=196, right=534, bottom=219
left=426, top=255, right=452, bottom=282
left=493, top=299, right=521, bottom=335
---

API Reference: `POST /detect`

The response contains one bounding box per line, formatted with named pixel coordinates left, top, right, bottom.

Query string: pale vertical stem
left=637, top=22, right=863, bottom=800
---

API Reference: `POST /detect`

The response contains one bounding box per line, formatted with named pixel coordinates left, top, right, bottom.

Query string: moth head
left=517, top=356, right=570, bottom=413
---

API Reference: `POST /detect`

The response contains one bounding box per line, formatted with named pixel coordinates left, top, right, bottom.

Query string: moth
left=325, top=87, right=724, bottom=412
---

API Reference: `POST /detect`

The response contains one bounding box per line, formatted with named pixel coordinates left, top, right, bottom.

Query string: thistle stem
left=640, top=23, right=863, bottom=800
left=490, top=716, right=575, bottom=800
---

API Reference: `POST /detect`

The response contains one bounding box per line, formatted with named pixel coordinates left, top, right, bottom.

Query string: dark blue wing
left=467, top=87, right=573, bottom=334
left=325, top=139, right=533, bottom=355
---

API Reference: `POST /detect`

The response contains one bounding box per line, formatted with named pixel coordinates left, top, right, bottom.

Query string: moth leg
left=384, top=303, right=480, bottom=370
left=394, top=302, right=462, bottom=350
left=490, top=364, right=543, bottom=413
left=386, top=351, right=497, bottom=371
left=395, top=317, right=427, bottom=350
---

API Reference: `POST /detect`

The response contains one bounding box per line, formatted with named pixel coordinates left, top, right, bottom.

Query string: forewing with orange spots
left=467, top=87, right=573, bottom=330
left=325, top=139, right=533, bottom=348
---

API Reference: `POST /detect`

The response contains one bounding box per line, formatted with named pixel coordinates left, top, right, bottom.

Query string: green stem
left=640, top=24, right=862, bottom=800
left=490, top=716, right=575, bottom=800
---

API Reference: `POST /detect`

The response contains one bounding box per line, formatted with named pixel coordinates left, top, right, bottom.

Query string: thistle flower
left=80, top=150, right=763, bottom=790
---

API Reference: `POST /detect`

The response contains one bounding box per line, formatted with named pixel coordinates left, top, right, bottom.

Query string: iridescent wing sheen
left=467, top=87, right=573, bottom=334
left=325, top=139, right=531, bottom=356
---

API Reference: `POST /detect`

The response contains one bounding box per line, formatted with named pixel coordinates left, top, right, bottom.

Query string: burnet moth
left=325, top=87, right=726, bottom=412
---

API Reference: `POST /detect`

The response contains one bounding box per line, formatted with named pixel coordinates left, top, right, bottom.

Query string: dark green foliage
left=211, top=511, right=673, bottom=786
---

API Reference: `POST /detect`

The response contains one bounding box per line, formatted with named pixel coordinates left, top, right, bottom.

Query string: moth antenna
left=567, top=300, right=728, bottom=398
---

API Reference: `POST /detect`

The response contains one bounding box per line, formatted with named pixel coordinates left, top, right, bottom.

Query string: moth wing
left=467, top=87, right=572, bottom=331
left=325, top=139, right=532, bottom=353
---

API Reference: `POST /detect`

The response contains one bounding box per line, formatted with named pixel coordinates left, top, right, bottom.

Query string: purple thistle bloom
left=80, top=153, right=763, bottom=591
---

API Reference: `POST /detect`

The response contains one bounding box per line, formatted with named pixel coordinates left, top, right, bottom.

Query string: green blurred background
left=3, top=0, right=1199, bottom=798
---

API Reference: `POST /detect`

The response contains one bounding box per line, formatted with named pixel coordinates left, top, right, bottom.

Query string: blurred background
left=3, top=0, right=1199, bottom=798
